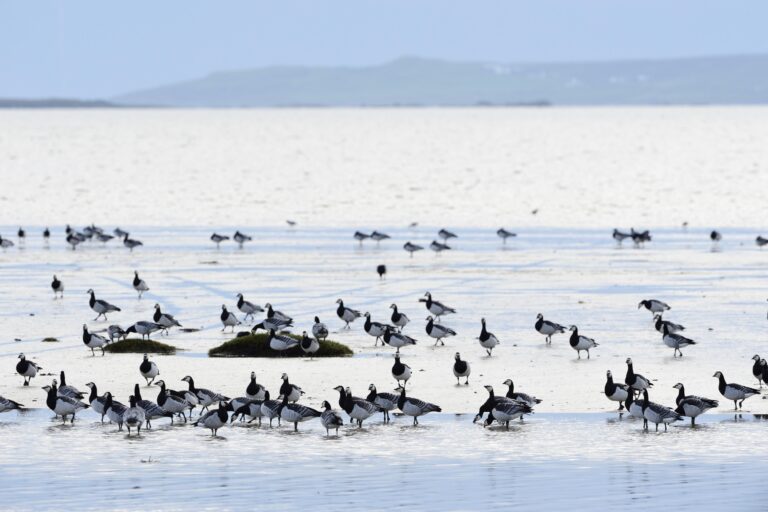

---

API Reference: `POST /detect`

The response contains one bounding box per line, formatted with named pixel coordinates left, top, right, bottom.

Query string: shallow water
left=2, top=108, right=768, bottom=509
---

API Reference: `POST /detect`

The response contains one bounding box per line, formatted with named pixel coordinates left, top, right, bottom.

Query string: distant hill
left=112, top=55, right=768, bottom=107
left=0, top=98, right=118, bottom=108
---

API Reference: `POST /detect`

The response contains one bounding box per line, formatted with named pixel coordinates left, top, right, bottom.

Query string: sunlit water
left=2, top=108, right=768, bottom=510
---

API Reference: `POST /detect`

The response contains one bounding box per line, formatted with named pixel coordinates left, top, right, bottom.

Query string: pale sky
left=1, top=0, right=767, bottom=98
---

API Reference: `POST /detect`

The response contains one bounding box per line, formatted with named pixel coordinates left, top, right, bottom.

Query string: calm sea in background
left=1, top=108, right=768, bottom=510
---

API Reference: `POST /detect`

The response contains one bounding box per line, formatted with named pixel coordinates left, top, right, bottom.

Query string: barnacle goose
left=181, top=376, right=229, bottom=413
left=193, top=402, right=229, bottom=436
left=133, top=384, right=172, bottom=428
left=87, top=289, right=121, bottom=321
left=264, top=303, right=293, bottom=323
left=502, top=379, right=541, bottom=407
left=425, top=316, right=456, bottom=346
left=260, top=391, right=282, bottom=427
left=123, top=234, right=143, bottom=252
left=638, top=299, right=670, bottom=316
left=300, top=331, right=319, bottom=357
left=0, top=235, right=14, bottom=249
left=488, top=400, right=533, bottom=428
left=756, top=236, right=768, bottom=248
left=438, top=229, right=457, bottom=241
left=139, top=354, right=159, bottom=385
left=277, top=395, right=321, bottom=432
left=335, top=299, right=362, bottom=328
left=612, top=229, right=631, bottom=245
left=371, top=231, right=390, bottom=243
left=43, top=383, right=88, bottom=423
left=268, top=329, right=300, bottom=352
left=604, top=371, right=630, bottom=410
left=154, top=380, right=190, bottom=423
left=220, top=305, right=241, bottom=332
left=0, top=395, right=23, bottom=415
left=568, top=326, right=598, bottom=359
left=672, top=383, right=718, bottom=426
left=478, top=318, right=499, bottom=356
left=230, top=399, right=264, bottom=425
left=363, top=312, right=394, bottom=346
left=16, top=353, right=41, bottom=386
left=245, top=372, right=267, bottom=400
left=641, top=390, right=682, bottom=431
left=107, top=325, right=126, bottom=343
left=453, top=352, right=470, bottom=385
left=51, top=275, right=64, bottom=299
left=535, top=314, right=566, bottom=344
left=420, top=292, right=456, bottom=320
left=103, top=392, right=128, bottom=430
left=392, top=354, right=412, bottom=387
left=321, top=401, right=345, bottom=435
left=497, top=228, right=517, bottom=244
left=366, top=384, right=398, bottom=422
left=382, top=327, right=417, bottom=353
left=210, top=233, right=229, bottom=248
left=713, top=371, right=760, bottom=410
left=377, top=264, right=387, bottom=279
left=153, top=304, right=181, bottom=335
left=389, top=304, right=410, bottom=331
left=429, top=240, right=451, bottom=253
left=132, top=271, right=149, bottom=298
left=82, top=325, right=108, bottom=356
left=472, top=385, right=514, bottom=423
left=403, top=241, right=423, bottom=257
left=43, top=227, right=50, bottom=242
left=751, top=355, right=765, bottom=387
left=396, top=387, right=441, bottom=425
left=630, top=228, right=651, bottom=247
left=233, top=231, right=252, bottom=248
left=96, top=232, right=114, bottom=244
left=57, top=372, right=85, bottom=399
left=126, top=321, right=163, bottom=340
left=625, top=358, right=653, bottom=395
left=353, top=231, right=370, bottom=245
left=279, top=374, right=304, bottom=402
left=654, top=314, right=685, bottom=334
left=252, top=317, right=294, bottom=333
left=114, top=227, right=129, bottom=238
left=312, top=317, right=328, bottom=341
left=236, top=293, right=263, bottom=322
left=624, top=394, right=645, bottom=420
left=661, top=324, right=696, bottom=357
left=334, top=386, right=379, bottom=427
left=124, top=396, right=146, bottom=435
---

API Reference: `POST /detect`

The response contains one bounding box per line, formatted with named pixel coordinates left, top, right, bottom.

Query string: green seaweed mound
left=209, top=333, right=353, bottom=358
left=104, top=338, right=177, bottom=354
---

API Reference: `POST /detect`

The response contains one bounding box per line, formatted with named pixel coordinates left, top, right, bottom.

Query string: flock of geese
left=1, top=224, right=766, bottom=437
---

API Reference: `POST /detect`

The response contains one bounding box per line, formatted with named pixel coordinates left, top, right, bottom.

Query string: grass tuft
left=209, top=333, right=353, bottom=358
left=104, top=338, right=177, bottom=354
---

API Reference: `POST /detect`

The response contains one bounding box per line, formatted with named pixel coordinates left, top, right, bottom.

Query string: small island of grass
left=105, top=338, right=177, bottom=354
left=209, top=333, right=353, bottom=358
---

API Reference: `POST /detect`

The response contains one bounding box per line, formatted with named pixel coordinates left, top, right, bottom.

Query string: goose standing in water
left=604, top=371, right=630, bottom=410
left=57, top=372, right=85, bottom=399
left=568, top=326, right=598, bottom=359
left=260, top=391, right=282, bottom=427
left=139, top=354, right=160, bottom=385
left=713, top=371, right=759, bottom=410
left=396, top=387, right=441, bottom=425
left=672, top=383, right=718, bottom=426
left=371, top=231, right=390, bottom=244
left=333, top=386, right=379, bottom=427
left=353, top=231, right=370, bottom=245
left=502, top=379, right=541, bottom=407
left=624, top=394, right=645, bottom=420
left=312, top=317, right=329, bottom=341
left=133, top=384, right=172, bottom=428
left=84, top=382, right=108, bottom=422
left=181, top=376, right=229, bottom=414
left=751, top=355, right=765, bottom=387
left=641, top=390, right=682, bottom=431
left=51, top=275, right=64, bottom=299
left=87, top=289, right=121, bottom=321
left=279, top=374, right=304, bottom=403
left=497, top=228, right=517, bottom=244
left=154, top=380, right=190, bottom=423
left=389, top=304, right=410, bottom=331
left=438, top=229, right=457, bottom=242
left=277, top=395, right=321, bottom=432
left=123, top=396, right=146, bottom=435
left=210, top=233, right=229, bottom=248
left=193, top=402, right=229, bottom=436
left=477, top=318, right=499, bottom=356
left=403, top=241, right=423, bottom=257
left=132, top=271, right=149, bottom=298
left=123, top=234, right=143, bottom=252
left=625, top=358, right=653, bottom=396
left=535, top=314, right=566, bottom=344
left=0, top=395, right=23, bottom=415
left=366, top=384, right=398, bottom=422
left=320, top=401, right=345, bottom=435
left=335, top=299, right=362, bottom=329
left=452, top=352, right=471, bottom=385
left=376, top=264, right=387, bottom=279
left=43, top=383, right=88, bottom=423
left=429, top=240, right=451, bottom=253
left=103, top=392, right=128, bottom=431
left=16, top=353, right=41, bottom=386
left=233, top=231, right=252, bottom=248
left=612, top=229, right=631, bottom=246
